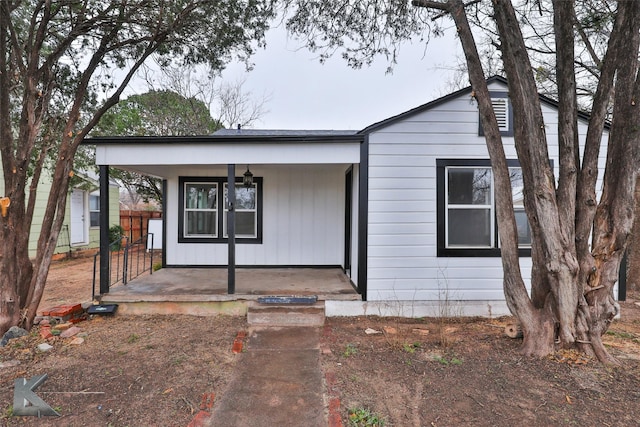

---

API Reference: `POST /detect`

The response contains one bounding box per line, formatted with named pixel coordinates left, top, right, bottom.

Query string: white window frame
left=89, top=192, right=100, bottom=228
left=183, top=181, right=219, bottom=238
left=223, top=182, right=258, bottom=239
left=445, top=166, right=495, bottom=249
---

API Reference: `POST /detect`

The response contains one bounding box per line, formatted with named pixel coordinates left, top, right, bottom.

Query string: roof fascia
left=83, top=134, right=365, bottom=145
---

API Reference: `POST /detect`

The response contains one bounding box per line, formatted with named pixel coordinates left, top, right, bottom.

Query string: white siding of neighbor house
left=164, top=164, right=349, bottom=266
left=365, top=81, right=608, bottom=303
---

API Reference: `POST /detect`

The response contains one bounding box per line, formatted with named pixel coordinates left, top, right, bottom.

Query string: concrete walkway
left=207, top=326, right=326, bottom=427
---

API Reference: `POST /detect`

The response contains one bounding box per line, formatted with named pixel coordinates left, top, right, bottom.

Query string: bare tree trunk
left=446, top=0, right=556, bottom=354
left=492, top=0, right=580, bottom=351
left=628, top=178, right=640, bottom=293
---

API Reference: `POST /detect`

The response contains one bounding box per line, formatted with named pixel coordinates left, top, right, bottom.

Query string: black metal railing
left=92, top=233, right=155, bottom=299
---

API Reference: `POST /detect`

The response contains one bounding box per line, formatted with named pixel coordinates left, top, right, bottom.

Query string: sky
left=217, top=25, right=463, bottom=131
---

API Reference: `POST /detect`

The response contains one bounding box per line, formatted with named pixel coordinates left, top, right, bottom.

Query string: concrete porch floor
left=99, top=268, right=360, bottom=316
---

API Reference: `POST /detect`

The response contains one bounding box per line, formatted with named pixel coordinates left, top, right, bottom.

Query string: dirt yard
left=1, top=257, right=640, bottom=426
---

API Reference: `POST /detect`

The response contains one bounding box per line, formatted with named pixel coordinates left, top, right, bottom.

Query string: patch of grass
left=450, top=357, right=463, bottom=365
left=11, top=340, right=25, bottom=349
left=348, top=407, right=386, bottom=426
left=1, top=405, right=13, bottom=418
left=433, top=354, right=463, bottom=366
left=343, top=343, right=358, bottom=357
left=171, top=355, right=185, bottom=366
left=402, top=342, right=421, bottom=354
left=606, top=330, right=635, bottom=340
left=127, top=333, right=140, bottom=344
left=152, top=262, right=163, bottom=272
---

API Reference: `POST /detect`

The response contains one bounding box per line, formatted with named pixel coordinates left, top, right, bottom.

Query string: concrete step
left=247, top=300, right=325, bottom=327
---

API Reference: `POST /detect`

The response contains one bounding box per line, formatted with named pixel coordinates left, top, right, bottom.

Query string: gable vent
left=491, top=98, right=509, bottom=132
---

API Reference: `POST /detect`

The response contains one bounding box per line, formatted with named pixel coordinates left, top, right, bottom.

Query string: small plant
left=127, top=333, right=140, bottom=344
left=171, top=355, right=185, bottom=366
left=432, top=354, right=463, bottom=366
left=402, top=342, right=421, bottom=354
left=152, top=262, right=163, bottom=272
left=433, top=355, right=450, bottom=365
left=343, top=343, right=358, bottom=357
left=348, top=407, right=386, bottom=426
left=1, top=405, right=13, bottom=418
left=109, top=225, right=125, bottom=250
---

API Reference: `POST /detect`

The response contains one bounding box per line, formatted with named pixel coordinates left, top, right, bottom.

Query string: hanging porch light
left=243, top=165, right=254, bottom=187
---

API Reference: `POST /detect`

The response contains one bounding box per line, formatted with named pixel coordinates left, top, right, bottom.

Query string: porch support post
left=227, top=164, right=236, bottom=294
left=99, top=165, right=110, bottom=295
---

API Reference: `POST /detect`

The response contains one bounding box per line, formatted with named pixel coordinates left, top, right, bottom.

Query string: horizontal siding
left=365, top=80, right=604, bottom=303
left=368, top=287, right=509, bottom=301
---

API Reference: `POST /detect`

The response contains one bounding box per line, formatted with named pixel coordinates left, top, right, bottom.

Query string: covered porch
left=89, top=128, right=369, bottom=308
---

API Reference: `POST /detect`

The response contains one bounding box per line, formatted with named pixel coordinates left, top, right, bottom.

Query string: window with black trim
left=478, top=91, right=514, bottom=137
left=437, top=159, right=531, bottom=257
left=178, top=176, right=262, bottom=243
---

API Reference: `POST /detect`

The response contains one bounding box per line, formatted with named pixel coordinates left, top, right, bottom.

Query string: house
left=89, top=77, right=611, bottom=317
left=0, top=169, right=120, bottom=258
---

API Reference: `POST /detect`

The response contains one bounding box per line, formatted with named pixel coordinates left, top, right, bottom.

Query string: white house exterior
left=90, top=77, right=611, bottom=317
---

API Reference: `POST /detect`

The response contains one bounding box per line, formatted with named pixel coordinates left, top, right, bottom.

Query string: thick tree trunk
left=628, top=178, right=640, bottom=292
left=493, top=0, right=580, bottom=351
left=417, top=0, right=637, bottom=363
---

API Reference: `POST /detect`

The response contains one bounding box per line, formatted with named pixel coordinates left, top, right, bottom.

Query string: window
left=178, top=176, right=262, bottom=243
left=437, top=159, right=531, bottom=257
left=89, top=193, right=100, bottom=227
left=223, top=183, right=258, bottom=238
left=184, top=182, right=218, bottom=237
left=478, top=92, right=513, bottom=137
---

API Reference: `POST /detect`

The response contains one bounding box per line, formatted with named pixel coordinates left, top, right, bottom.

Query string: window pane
left=186, top=184, right=217, bottom=209
left=90, top=212, right=100, bottom=228
left=89, top=195, right=100, bottom=211
left=224, top=184, right=256, bottom=209
left=236, top=212, right=256, bottom=237
left=235, top=186, right=256, bottom=209
left=509, top=168, right=524, bottom=207
left=186, top=211, right=217, bottom=236
left=514, top=209, right=531, bottom=246
left=448, top=168, right=492, bottom=205
left=448, top=209, right=492, bottom=247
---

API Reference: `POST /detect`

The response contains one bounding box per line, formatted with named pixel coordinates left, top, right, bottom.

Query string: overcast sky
left=218, top=25, right=463, bottom=131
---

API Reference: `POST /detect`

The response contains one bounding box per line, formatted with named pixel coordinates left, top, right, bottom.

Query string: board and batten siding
left=165, top=164, right=348, bottom=267
left=365, top=81, right=606, bottom=307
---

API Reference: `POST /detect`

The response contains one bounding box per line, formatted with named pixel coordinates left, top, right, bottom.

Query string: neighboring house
left=57, top=171, right=120, bottom=256
left=0, top=168, right=120, bottom=258
left=90, top=76, right=610, bottom=316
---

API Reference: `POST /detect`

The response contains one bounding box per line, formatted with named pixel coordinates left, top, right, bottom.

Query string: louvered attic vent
left=492, top=98, right=509, bottom=132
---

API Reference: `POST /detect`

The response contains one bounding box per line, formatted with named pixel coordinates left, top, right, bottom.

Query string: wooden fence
left=120, top=210, right=162, bottom=243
